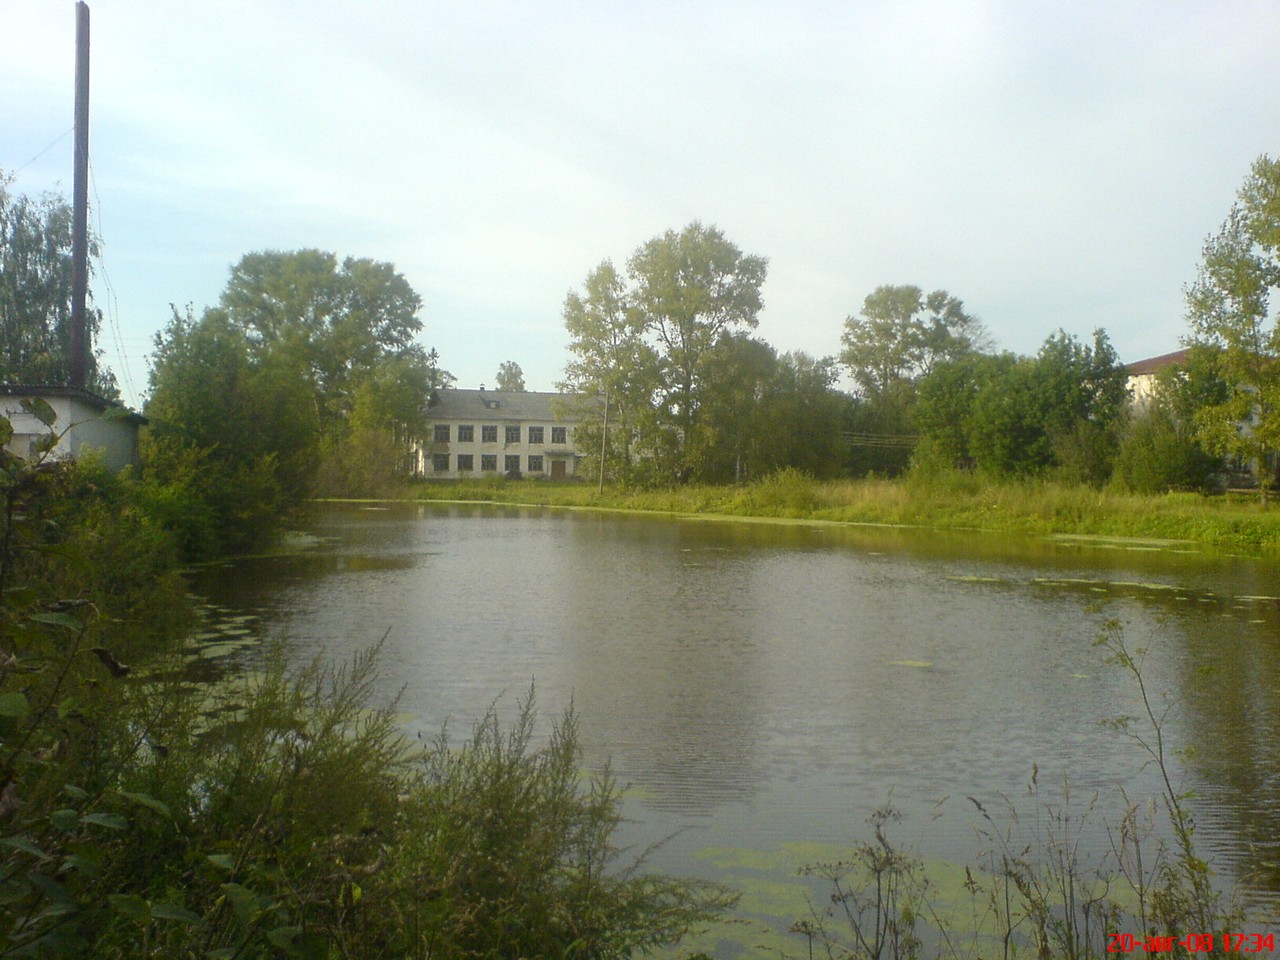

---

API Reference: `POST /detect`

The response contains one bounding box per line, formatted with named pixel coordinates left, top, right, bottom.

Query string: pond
left=191, top=502, right=1280, bottom=955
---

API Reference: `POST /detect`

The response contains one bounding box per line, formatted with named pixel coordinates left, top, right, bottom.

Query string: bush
left=1113, top=411, right=1220, bottom=494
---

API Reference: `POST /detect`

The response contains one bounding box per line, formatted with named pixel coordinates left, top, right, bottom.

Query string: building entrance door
left=550, top=460, right=566, bottom=480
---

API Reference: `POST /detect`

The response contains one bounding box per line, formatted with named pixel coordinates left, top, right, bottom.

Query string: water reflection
left=188, top=502, right=1280, bottom=923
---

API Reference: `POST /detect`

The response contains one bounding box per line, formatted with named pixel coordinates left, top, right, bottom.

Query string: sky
left=3, top=0, right=1278, bottom=410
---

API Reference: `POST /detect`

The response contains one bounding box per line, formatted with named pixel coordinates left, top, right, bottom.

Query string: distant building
left=0, top=386, right=146, bottom=473
left=416, top=388, right=585, bottom=480
left=1125, top=348, right=1191, bottom=411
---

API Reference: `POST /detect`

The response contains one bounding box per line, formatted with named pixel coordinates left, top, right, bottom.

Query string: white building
left=415, top=388, right=584, bottom=480
left=1126, top=348, right=1191, bottom=412
left=0, top=386, right=145, bottom=473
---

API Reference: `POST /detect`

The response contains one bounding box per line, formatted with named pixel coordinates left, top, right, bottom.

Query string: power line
left=6, top=128, right=74, bottom=178
left=88, top=160, right=139, bottom=404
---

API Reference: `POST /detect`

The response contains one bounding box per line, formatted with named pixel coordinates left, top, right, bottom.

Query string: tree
left=560, top=259, right=662, bottom=482
left=214, top=249, right=430, bottom=436
left=561, top=224, right=767, bottom=483
left=1185, top=155, right=1280, bottom=493
left=839, top=285, right=986, bottom=409
left=913, top=329, right=1128, bottom=483
left=495, top=360, right=526, bottom=392
left=0, top=173, right=115, bottom=395
left=144, top=250, right=448, bottom=550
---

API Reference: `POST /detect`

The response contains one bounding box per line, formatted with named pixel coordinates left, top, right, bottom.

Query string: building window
left=456, top=454, right=474, bottom=472
left=431, top=453, right=449, bottom=472
left=504, top=455, right=521, bottom=474
left=528, top=455, right=544, bottom=473
left=505, top=425, right=520, bottom=444
left=433, top=424, right=450, bottom=443
left=457, top=424, right=474, bottom=443
left=528, top=425, right=544, bottom=444
left=481, top=454, right=497, bottom=471
left=551, top=426, right=567, bottom=444
left=482, top=424, right=498, bottom=443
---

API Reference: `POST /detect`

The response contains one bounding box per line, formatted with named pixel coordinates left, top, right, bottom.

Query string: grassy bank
left=408, top=470, right=1280, bottom=553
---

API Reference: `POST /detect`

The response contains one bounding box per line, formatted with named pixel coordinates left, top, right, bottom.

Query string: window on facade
left=528, top=426, right=544, bottom=444
left=456, top=454, right=474, bottom=472
left=481, top=454, right=497, bottom=471
left=504, top=455, right=521, bottom=474
left=432, top=453, right=449, bottom=472
left=551, top=426, right=567, bottom=445
left=457, top=424, right=474, bottom=442
left=481, top=424, right=498, bottom=443
left=505, top=425, right=520, bottom=444
left=433, top=424, right=450, bottom=443
left=528, top=455, right=544, bottom=473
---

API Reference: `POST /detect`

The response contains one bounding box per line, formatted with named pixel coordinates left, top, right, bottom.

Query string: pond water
left=191, top=502, right=1280, bottom=955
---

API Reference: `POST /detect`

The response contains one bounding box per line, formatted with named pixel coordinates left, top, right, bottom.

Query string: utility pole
left=69, top=1, right=91, bottom=390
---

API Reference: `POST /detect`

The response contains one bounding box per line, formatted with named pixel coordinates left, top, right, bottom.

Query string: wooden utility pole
left=69, top=1, right=91, bottom=390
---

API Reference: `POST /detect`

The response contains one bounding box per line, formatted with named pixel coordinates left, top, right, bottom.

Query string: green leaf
left=0, top=692, right=30, bottom=719
left=49, top=808, right=80, bottom=832
left=32, top=431, right=59, bottom=455
left=80, top=811, right=128, bottom=830
left=120, top=791, right=172, bottom=819
left=0, top=835, right=51, bottom=860
left=20, top=397, right=58, bottom=428
left=206, top=853, right=237, bottom=872
left=108, top=893, right=151, bottom=924
left=266, top=926, right=300, bottom=949
left=151, top=901, right=201, bottom=924
left=27, top=871, right=74, bottom=904
left=27, top=612, right=84, bottom=632
left=62, top=784, right=89, bottom=800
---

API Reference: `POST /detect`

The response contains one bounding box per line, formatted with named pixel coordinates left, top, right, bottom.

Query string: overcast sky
left=4, top=1, right=1278, bottom=409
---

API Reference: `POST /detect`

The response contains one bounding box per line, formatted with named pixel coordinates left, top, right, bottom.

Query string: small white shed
left=0, top=386, right=146, bottom=473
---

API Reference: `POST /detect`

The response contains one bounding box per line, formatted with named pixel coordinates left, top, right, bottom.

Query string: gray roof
left=426, top=389, right=584, bottom=423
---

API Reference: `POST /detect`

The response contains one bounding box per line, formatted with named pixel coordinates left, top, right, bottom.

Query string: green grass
left=402, top=471, right=1280, bottom=553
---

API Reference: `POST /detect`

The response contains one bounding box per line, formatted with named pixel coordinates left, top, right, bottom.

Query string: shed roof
left=1126, top=349, right=1191, bottom=376
left=0, top=384, right=147, bottom=425
left=426, top=389, right=582, bottom=422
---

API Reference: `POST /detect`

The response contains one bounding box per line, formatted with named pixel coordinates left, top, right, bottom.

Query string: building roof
left=426, top=388, right=582, bottom=422
left=1126, top=349, right=1191, bottom=376
left=0, top=384, right=147, bottom=425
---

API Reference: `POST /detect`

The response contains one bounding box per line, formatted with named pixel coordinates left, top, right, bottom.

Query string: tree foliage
left=0, top=173, right=115, bottom=395
left=494, top=360, right=526, bottom=392
left=1185, top=154, right=1280, bottom=490
left=840, top=285, right=987, bottom=409
left=561, top=222, right=767, bottom=483
left=144, top=250, right=449, bottom=552
left=913, top=329, right=1128, bottom=483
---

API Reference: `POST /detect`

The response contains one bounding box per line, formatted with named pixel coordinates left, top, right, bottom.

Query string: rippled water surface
left=192, top=502, right=1280, bottom=953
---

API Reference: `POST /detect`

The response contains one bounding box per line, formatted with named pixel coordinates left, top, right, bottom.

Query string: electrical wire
left=88, top=160, right=139, bottom=405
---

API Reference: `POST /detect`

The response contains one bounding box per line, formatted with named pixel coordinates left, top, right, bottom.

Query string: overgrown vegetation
left=0, top=409, right=732, bottom=958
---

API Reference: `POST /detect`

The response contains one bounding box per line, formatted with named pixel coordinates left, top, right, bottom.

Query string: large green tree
left=913, top=329, right=1128, bottom=483
left=145, top=250, right=448, bottom=550
left=839, top=285, right=986, bottom=409
left=213, top=249, right=433, bottom=436
left=561, top=223, right=767, bottom=483
left=0, top=173, right=115, bottom=395
left=1185, top=154, right=1280, bottom=491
